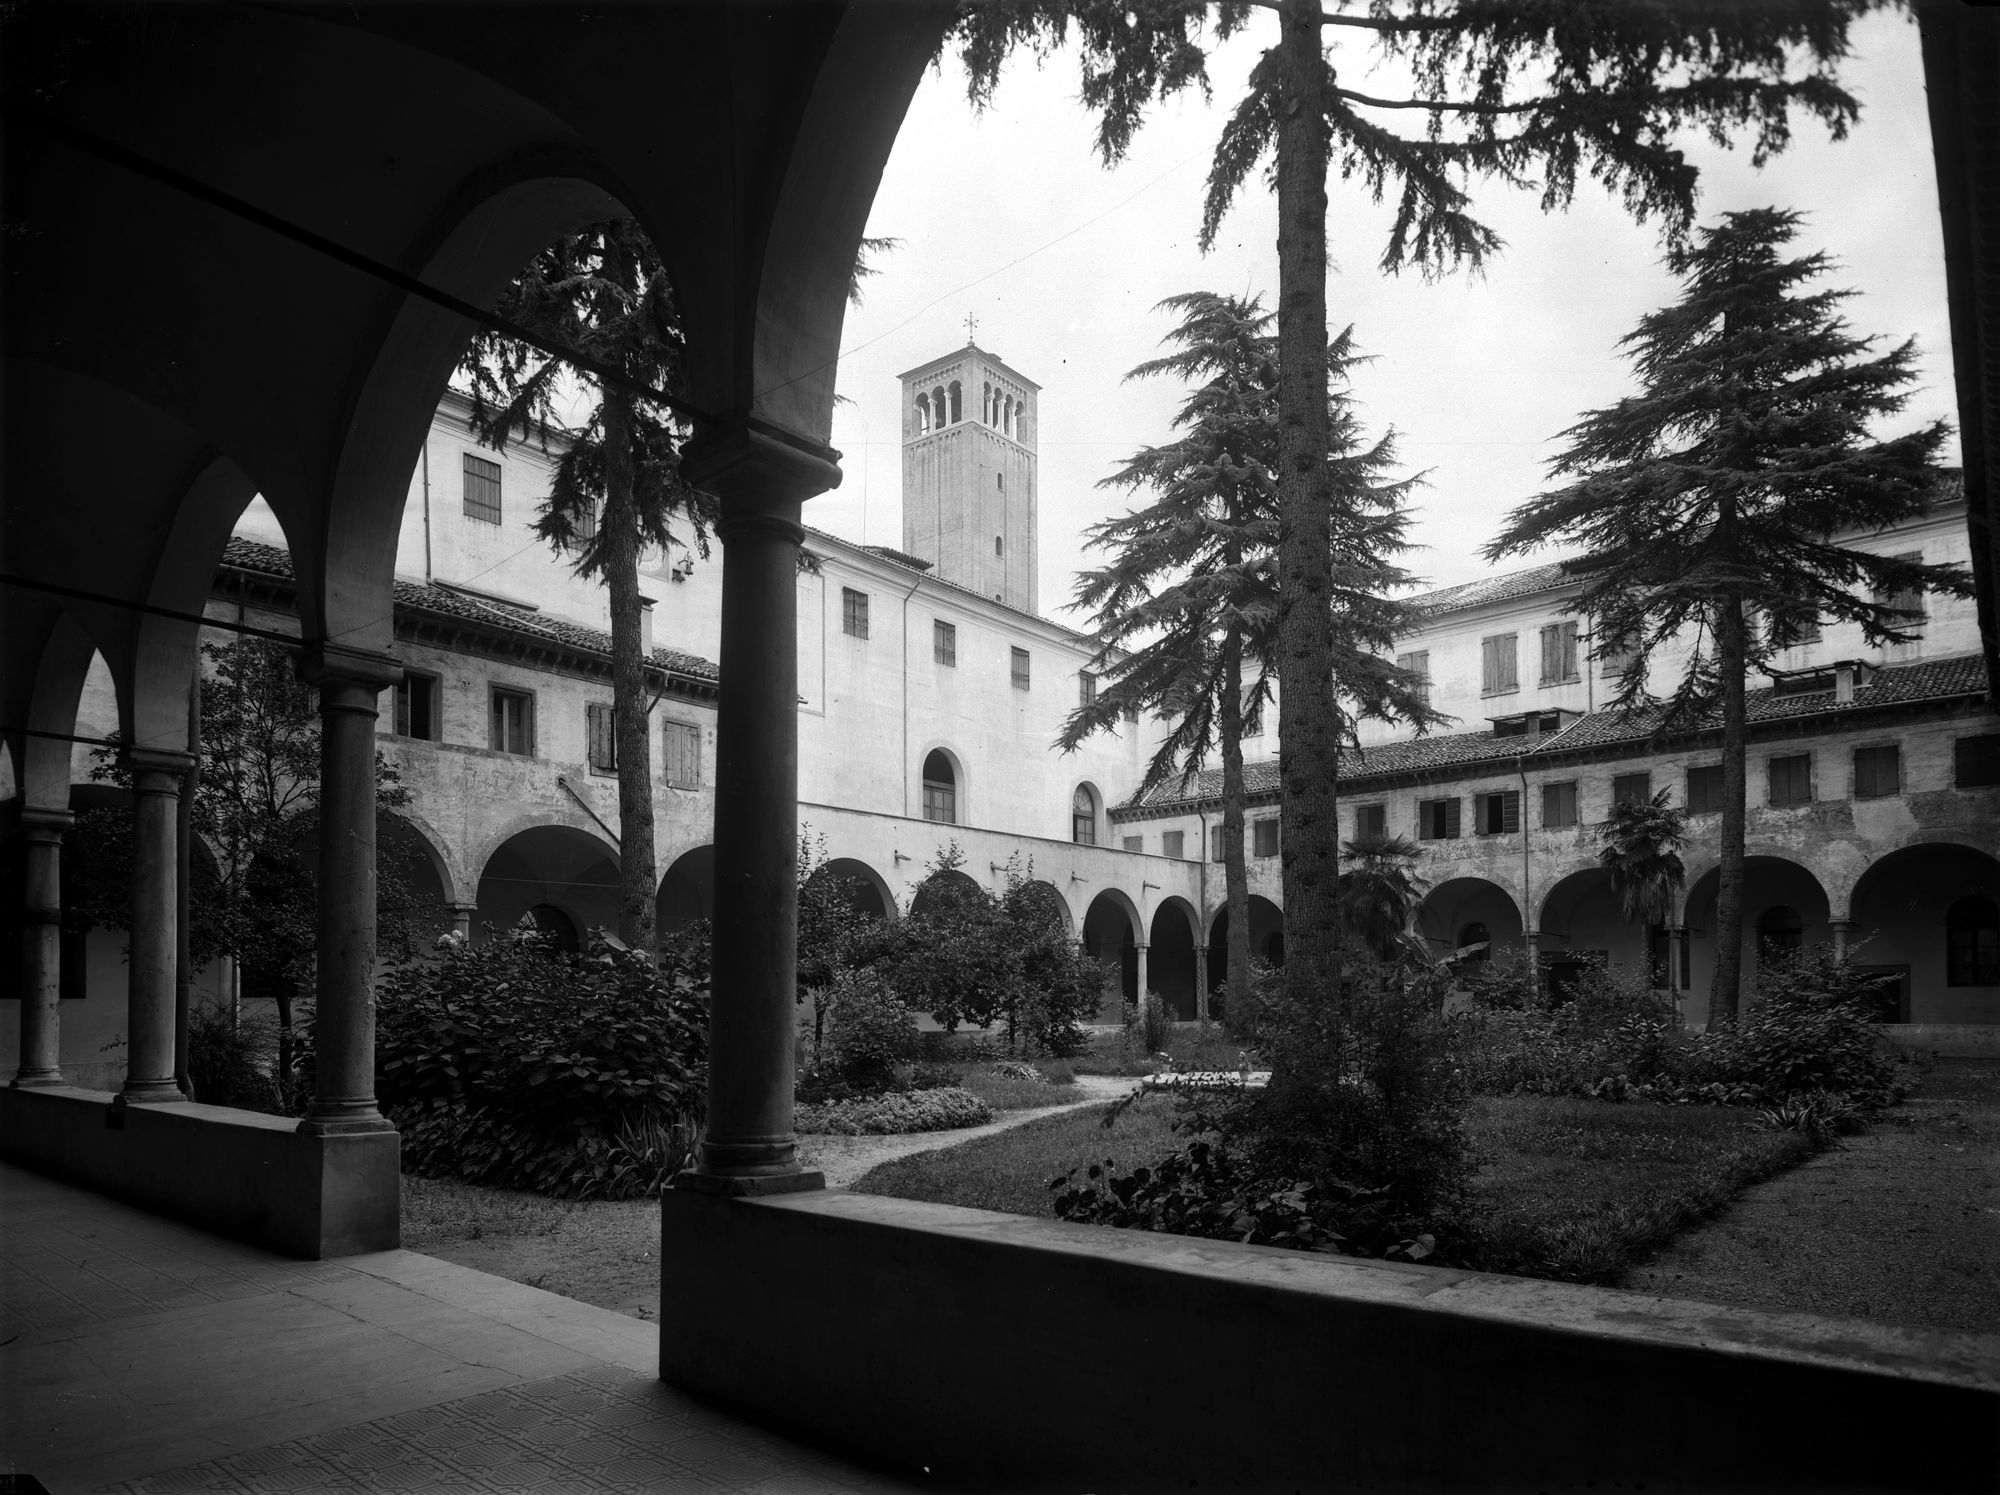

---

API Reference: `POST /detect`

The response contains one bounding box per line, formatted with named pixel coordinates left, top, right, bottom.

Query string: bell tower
left=900, top=340, right=1040, bottom=613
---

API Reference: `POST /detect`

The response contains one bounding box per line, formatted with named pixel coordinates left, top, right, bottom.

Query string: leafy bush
left=1052, top=1139, right=1350, bottom=1253
left=1714, top=947, right=1905, bottom=1107
left=186, top=1003, right=285, bottom=1112
left=798, top=970, right=919, bottom=1101
left=375, top=928, right=708, bottom=1200
left=993, top=1059, right=1049, bottom=1086
left=1451, top=959, right=1679, bottom=1098
left=1127, top=991, right=1174, bottom=1055
left=796, top=1086, right=992, bottom=1135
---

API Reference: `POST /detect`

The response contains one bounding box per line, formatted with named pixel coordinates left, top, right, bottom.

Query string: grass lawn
left=850, top=1090, right=1822, bottom=1284
left=1070, top=1024, right=1256, bottom=1078
left=953, top=1062, right=1081, bottom=1112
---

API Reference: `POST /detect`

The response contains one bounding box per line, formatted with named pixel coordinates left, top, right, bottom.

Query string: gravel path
left=1617, top=1059, right=2000, bottom=1335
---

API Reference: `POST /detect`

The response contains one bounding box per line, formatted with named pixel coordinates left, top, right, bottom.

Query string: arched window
left=1072, top=784, right=1097, bottom=846
left=1004, top=396, right=1015, bottom=437
left=949, top=380, right=963, bottom=423
left=1947, top=896, right=1999, bottom=985
left=1016, top=406, right=1028, bottom=444
left=1756, top=905, right=1803, bottom=957
left=933, top=385, right=946, bottom=425
left=922, top=749, right=956, bottom=825
left=1455, top=922, right=1492, bottom=963
left=915, top=393, right=931, bottom=434
left=983, top=381, right=993, bottom=424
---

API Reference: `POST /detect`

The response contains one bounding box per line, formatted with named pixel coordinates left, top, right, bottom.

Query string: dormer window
left=1489, top=708, right=1579, bottom=739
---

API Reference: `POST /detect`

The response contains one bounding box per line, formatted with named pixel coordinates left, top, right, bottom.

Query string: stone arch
left=1081, top=887, right=1142, bottom=1019
left=1017, top=879, right=1074, bottom=936
left=376, top=805, right=463, bottom=913
left=1148, top=896, right=1201, bottom=1019
left=1826, top=826, right=2000, bottom=921
left=812, top=857, right=897, bottom=922
left=915, top=391, right=932, bottom=434
left=1418, top=877, right=1525, bottom=963
left=472, top=821, right=621, bottom=945
left=917, top=742, right=967, bottom=826
left=19, top=611, right=108, bottom=811
left=1680, top=855, right=1833, bottom=1022
left=658, top=843, right=716, bottom=932
left=909, top=865, right=983, bottom=917
left=1675, top=840, right=1830, bottom=924
left=1848, top=841, right=2000, bottom=1024
left=1205, top=895, right=1285, bottom=1002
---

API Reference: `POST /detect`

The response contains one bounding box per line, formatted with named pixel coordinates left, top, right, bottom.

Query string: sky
left=809, top=7, right=1958, bottom=624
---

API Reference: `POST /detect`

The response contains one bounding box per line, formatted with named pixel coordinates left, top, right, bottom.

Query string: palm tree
left=1334, top=834, right=1429, bottom=964
left=1598, top=789, right=1688, bottom=929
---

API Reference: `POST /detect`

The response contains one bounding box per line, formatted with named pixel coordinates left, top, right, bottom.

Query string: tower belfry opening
left=900, top=340, right=1040, bottom=614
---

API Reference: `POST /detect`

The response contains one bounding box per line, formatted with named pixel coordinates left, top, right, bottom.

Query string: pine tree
left=1487, top=208, right=1968, bottom=1024
left=1060, top=291, right=1433, bottom=1010
left=956, top=0, right=1880, bottom=1001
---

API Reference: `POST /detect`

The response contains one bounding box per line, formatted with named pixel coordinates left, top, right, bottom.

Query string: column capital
left=17, top=806, right=74, bottom=836
left=299, top=641, right=404, bottom=694
left=682, top=417, right=842, bottom=515
left=122, top=746, right=196, bottom=782
left=1827, top=919, right=1858, bottom=932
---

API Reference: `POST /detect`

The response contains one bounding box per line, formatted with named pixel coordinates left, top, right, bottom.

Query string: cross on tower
left=963, top=312, right=978, bottom=343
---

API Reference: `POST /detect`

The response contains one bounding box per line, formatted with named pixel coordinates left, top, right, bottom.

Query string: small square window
left=842, top=587, right=870, bottom=639
left=1253, top=819, right=1279, bottom=858
left=934, top=620, right=956, bottom=667
left=1418, top=798, right=1461, bottom=841
left=1768, top=754, right=1813, bottom=808
left=586, top=701, right=617, bottom=774
left=1853, top=745, right=1900, bottom=800
left=662, top=721, right=701, bottom=789
left=394, top=672, right=439, bottom=741
left=1163, top=830, right=1185, bottom=859
left=462, top=453, right=502, bottom=524
left=1475, top=790, right=1521, bottom=835
left=1011, top=647, right=1030, bottom=691
left=1612, top=773, right=1651, bottom=809
left=490, top=687, right=534, bottom=756
left=1122, top=835, right=1144, bottom=853
left=1541, top=781, right=1578, bottom=829
left=1956, top=734, right=2000, bottom=789
left=1355, top=803, right=1387, bottom=840
left=1687, top=765, right=1724, bottom=815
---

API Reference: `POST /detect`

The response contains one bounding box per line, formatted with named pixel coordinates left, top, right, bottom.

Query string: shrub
left=1128, top=991, right=1174, bottom=1055
left=1708, top=946, right=1905, bottom=1108
left=796, top=1086, right=992, bottom=1135
left=376, top=928, right=708, bottom=1200
left=1051, top=1139, right=1351, bottom=1253
left=186, top=1002, right=285, bottom=1112
left=799, top=970, right=919, bottom=1101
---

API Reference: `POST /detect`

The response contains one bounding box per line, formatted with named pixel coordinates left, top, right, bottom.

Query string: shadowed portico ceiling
left=1, top=1, right=949, bottom=756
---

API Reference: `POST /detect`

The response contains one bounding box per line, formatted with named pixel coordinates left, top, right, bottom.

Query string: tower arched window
left=1015, top=406, right=1028, bottom=444
left=1004, top=396, right=1014, bottom=437
left=1947, top=896, right=1999, bottom=985
left=1756, top=905, right=1803, bottom=957
left=983, top=381, right=993, bottom=424
left=933, top=385, right=946, bottom=426
left=922, top=750, right=957, bottom=825
left=915, top=393, right=931, bottom=434
left=948, top=381, right=962, bottom=424
left=1071, top=785, right=1097, bottom=846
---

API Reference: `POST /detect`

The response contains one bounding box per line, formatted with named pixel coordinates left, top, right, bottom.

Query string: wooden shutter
left=1483, top=635, right=1517, bottom=693
left=1539, top=625, right=1561, bottom=684
left=1501, top=789, right=1520, bottom=833
left=587, top=703, right=616, bottom=771
left=1444, top=798, right=1461, bottom=838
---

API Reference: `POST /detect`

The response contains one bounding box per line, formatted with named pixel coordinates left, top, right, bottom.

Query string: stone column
left=1669, top=926, right=1692, bottom=994
left=120, top=749, right=195, bottom=1103
left=448, top=903, right=477, bottom=941
left=1194, top=945, right=1210, bottom=1019
left=298, top=643, right=402, bottom=1136
left=678, top=422, right=840, bottom=1193
left=1829, top=920, right=1855, bottom=960
left=1134, top=943, right=1150, bottom=1006
left=14, top=808, right=73, bottom=1087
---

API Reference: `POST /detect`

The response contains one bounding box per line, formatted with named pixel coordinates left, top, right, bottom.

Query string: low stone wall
left=661, top=1187, right=1999, bottom=1493
left=0, top=1086, right=398, bottom=1258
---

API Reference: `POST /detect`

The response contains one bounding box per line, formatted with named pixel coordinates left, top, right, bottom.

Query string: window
left=1122, top=701, right=1138, bottom=724
left=575, top=501, right=598, bottom=542
left=841, top=587, right=869, bottom=639
left=934, top=620, right=956, bottom=667
left=1396, top=650, right=1431, bottom=707
left=1253, top=819, right=1279, bottom=858
left=922, top=749, right=956, bottom=824
left=1210, top=824, right=1227, bottom=862
left=462, top=453, right=502, bottom=524
left=662, top=721, right=701, bottom=788
left=1768, top=754, right=1812, bottom=808
left=1538, top=622, right=1579, bottom=685
left=394, top=672, right=438, bottom=741
left=1163, top=830, right=1185, bottom=859
left=1122, top=835, right=1144, bottom=853
left=1597, top=638, right=1638, bottom=681
left=1011, top=647, right=1030, bottom=691
left=1474, top=789, right=1521, bottom=836
left=1687, top=764, right=1724, bottom=815
left=948, top=381, right=962, bottom=423
left=1946, top=897, right=2000, bottom=986
left=586, top=702, right=617, bottom=774
left=1355, top=803, right=1387, bottom=840
left=1541, top=781, right=1578, bottom=829
left=997, top=472, right=1005, bottom=492
left=1853, top=745, right=1901, bottom=800
left=1875, top=550, right=1927, bottom=631
left=1481, top=633, right=1518, bottom=696
left=1611, top=773, right=1651, bottom=809
left=1955, top=733, right=2000, bottom=788
left=995, top=535, right=1004, bottom=556
left=489, top=687, right=534, bottom=755
left=1418, top=797, right=1461, bottom=841
left=1079, top=672, right=1097, bottom=708
left=1072, top=785, right=1096, bottom=846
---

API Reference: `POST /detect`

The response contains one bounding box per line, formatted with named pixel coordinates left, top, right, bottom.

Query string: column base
left=297, top=1111, right=397, bottom=1137
left=674, top=1168, right=825, bottom=1197
left=114, top=1081, right=187, bottom=1106
left=12, top=1070, right=67, bottom=1088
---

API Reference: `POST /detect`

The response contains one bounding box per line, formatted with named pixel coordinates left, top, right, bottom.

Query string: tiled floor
left=0, top=1164, right=916, bottom=1494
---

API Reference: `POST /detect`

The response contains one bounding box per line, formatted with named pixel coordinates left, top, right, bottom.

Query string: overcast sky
left=809, top=7, right=1957, bottom=622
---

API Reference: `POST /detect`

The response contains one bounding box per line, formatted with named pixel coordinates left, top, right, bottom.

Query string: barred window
left=841, top=587, right=869, bottom=639
left=462, top=453, right=502, bottom=524
left=1541, top=781, right=1578, bottom=829
left=1011, top=647, right=1030, bottom=691
left=1853, top=745, right=1900, bottom=800
left=662, top=721, right=701, bottom=789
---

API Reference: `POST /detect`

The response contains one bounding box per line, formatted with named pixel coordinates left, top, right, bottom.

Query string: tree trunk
left=1273, top=0, right=1341, bottom=1002
left=1711, top=589, right=1748, bottom=1027
left=601, top=234, right=659, bottom=954
left=1219, top=628, right=1252, bottom=1023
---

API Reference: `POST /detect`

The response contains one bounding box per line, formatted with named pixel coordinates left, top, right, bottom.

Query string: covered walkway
left=0, top=1162, right=909, bottom=1494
